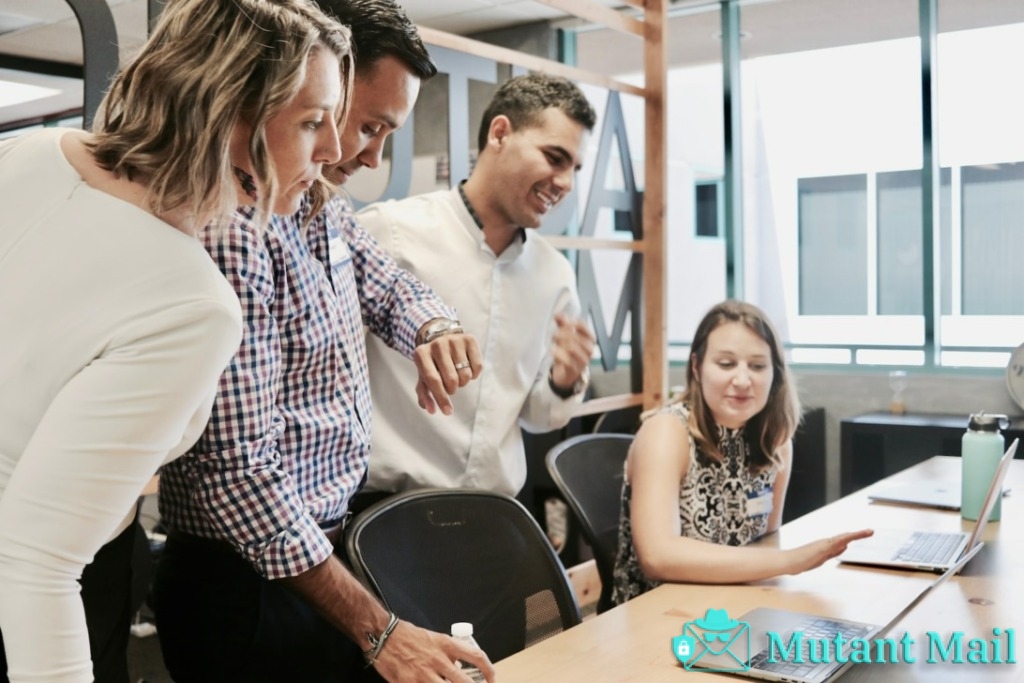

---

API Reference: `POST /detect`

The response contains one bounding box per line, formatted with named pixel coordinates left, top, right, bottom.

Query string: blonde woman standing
left=0, top=1, right=353, bottom=681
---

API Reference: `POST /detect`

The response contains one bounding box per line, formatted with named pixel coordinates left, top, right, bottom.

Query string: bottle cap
left=967, top=412, right=1009, bottom=432
left=451, top=622, right=474, bottom=638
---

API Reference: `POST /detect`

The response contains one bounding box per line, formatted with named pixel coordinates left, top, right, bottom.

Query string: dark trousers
left=153, top=532, right=382, bottom=683
left=0, top=515, right=141, bottom=683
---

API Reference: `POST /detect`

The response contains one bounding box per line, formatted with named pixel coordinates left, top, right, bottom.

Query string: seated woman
left=612, top=300, right=871, bottom=604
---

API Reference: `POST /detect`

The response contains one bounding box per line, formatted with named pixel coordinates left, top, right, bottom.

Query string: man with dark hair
left=475, top=73, right=596, bottom=151
left=153, top=1, right=494, bottom=681
left=319, top=0, right=438, bottom=182
left=356, top=73, right=597, bottom=500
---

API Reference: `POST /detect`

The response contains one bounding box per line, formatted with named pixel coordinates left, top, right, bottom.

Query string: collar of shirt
left=457, top=180, right=527, bottom=244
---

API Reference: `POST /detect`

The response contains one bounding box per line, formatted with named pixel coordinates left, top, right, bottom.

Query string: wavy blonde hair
left=91, top=0, right=353, bottom=228
left=680, top=300, right=801, bottom=471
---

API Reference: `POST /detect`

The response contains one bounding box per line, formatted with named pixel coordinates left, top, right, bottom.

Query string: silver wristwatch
left=417, top=318, right=464, bottom=345
left=549, top=367, right=590, bottom=399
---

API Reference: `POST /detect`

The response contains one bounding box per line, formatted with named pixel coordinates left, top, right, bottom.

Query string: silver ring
left=455, top=361, right=471, bottom=371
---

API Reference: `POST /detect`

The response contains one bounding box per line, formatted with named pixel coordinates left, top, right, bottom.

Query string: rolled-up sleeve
left=159, top=218, right=335, bottom=579
left=335, top=200, right=454, bottom=356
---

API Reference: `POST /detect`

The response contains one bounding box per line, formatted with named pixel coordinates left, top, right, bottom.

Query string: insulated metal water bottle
left=961, top=412, right=1006, bottom=521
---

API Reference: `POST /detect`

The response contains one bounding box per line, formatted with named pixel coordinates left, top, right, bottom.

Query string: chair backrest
left=545, top=433, right=633, bottom=614
left=344, top=489, right=581, bottom=663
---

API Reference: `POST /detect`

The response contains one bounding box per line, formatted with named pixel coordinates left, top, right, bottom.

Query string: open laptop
left=868, top=482, right=1011, bottom=511
left=839, top=438, right=1018, bottom=573
left=867, top=482, right=961, bottom=510
left=684, top=531, right=984, bottom=682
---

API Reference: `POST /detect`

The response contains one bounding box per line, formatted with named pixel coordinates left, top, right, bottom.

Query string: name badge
left=746, top=487, right=773, bottom=518
left=328, top=232, right=351, bottom=267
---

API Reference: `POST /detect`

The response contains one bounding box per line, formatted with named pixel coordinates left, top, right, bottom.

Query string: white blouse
left=0, top=128, right=242, bottom=682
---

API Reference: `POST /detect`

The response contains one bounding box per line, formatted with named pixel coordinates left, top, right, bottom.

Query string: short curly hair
left=476, top=73, right=596, bottom=152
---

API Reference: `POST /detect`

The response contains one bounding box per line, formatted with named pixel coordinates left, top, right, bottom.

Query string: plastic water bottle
left=450, top=622, right=486, bottom=683
left=961, top=412, right=1006, bottom=521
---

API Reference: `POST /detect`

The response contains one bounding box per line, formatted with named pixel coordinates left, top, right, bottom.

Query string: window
left=568, top=0, right=1024, bottom=367
left=960, top=163, right=1024, bottom=315
left=695, top=181, right=721, bottom=238
left=876, top=168, right=952, bottom=316
left=797, top=175, right=867, bottom=315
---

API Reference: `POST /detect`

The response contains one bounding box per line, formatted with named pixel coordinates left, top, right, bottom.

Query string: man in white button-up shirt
left=358, top=74, right=597, bottom=498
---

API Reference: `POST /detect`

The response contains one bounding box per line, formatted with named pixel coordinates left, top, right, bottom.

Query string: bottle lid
left=968, top=412, right=1009, bottom=432
left=451, top=622, right=474, bottom=638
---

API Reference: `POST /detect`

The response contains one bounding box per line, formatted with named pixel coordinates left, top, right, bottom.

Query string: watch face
left=1008, top=342, right=1024, bottom=412
left=421, top=318, right=462, bottom=344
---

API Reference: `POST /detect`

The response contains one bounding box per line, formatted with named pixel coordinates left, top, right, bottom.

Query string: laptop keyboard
left=749, top=618, right=873, bottom=680
left=892, top=531, right=961, bottom=564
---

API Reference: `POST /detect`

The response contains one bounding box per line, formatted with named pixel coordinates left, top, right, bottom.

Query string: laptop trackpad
left=840, top=529, right=912, bottom=562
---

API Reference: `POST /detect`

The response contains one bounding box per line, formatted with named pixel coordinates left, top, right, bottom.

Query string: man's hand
left=372, top=621, right=496, bottom=682
left=550, top=314, right=595, bottom=393
left=280, top=558, right=496, bottom=682
left=412, top=333, right=483, bottom=415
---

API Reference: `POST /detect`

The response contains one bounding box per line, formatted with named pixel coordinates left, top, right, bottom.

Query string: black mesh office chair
left=344, top=489, right=581, bottom=663
left=545, top=433, right=633, bottom=614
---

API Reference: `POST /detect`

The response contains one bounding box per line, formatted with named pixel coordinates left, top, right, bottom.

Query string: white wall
left=794, top=370, right=1018, bottom=501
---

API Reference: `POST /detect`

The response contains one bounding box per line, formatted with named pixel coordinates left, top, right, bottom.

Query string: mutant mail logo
left=673, top=609, right=750, bottom=672
left=672, top=608, right=1017, bottom=672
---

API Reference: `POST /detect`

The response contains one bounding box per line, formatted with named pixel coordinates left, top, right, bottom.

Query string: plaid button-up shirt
left=158, top=195, right=453, bottom=579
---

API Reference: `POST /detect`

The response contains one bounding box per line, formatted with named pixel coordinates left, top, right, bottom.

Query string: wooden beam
left=642, top=0, right=668, bottom=411
left=541, top=236, right=644, bottom=252
left=535, top=0, right=644, bottom=37
left=571, top=392, right=644, bottom=418
left=417, top=26, right=644, bottom=97
left=566, top=559, right=601, bottom=617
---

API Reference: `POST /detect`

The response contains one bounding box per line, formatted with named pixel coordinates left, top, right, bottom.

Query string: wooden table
left=495, top=456, right=1024, bottom=682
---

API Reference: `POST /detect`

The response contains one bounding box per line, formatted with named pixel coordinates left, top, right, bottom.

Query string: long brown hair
left=681, top=300, right=801, bottom=470
left=91, top=0, right=354, bottom=228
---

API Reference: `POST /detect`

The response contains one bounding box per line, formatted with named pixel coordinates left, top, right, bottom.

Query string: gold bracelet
left=363, top=612, right=400, bottom=667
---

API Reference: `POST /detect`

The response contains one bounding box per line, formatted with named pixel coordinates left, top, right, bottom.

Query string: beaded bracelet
left=363, top=612, right=400, bottom=667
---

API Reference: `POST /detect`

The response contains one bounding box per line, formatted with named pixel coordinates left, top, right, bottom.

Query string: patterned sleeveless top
left=611, top=403, right=777, bottom=605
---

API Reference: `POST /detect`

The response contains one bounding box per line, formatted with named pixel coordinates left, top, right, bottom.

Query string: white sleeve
left=0, top=299, right=241, bottom=683
left=0, top=133, right=30, bottom=165
left=518, top=286, right=585, bottom=432
left=354, top=201, right=397, bottom=257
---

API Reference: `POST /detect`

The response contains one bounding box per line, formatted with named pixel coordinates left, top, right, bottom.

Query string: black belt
left=169, top=515, right=351, bottom=557
left=319, top=513, right=351, bottom=547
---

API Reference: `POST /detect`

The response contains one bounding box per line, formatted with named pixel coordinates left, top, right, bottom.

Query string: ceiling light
left=0, top=80, right=61, bottom=108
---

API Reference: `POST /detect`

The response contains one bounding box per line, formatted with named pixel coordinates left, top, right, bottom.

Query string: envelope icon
left=682, top=608, right=750, bottom=672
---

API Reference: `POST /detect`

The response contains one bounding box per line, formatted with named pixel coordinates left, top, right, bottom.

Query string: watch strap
left=417, top=318, right=464, bottom=345
left=549, top=367, right=589, bottom=399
